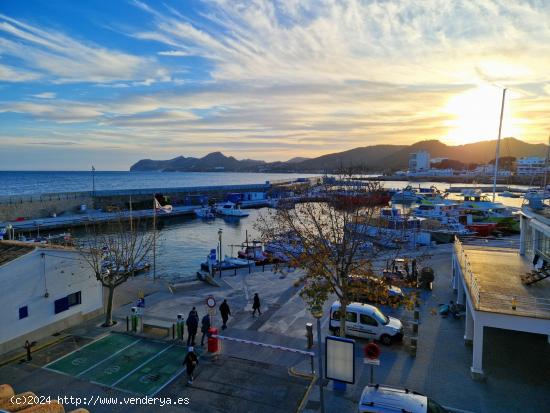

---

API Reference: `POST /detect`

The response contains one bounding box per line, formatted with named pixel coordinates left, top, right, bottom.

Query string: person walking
left=252, top=293, right=261, bottom=317
left=186, top=307, right=199, bottom=346
left=219, top=299, right=231, bottom=330
left=183, top=347, right=199, bottom=385
left=200, top=313, right=211, bottom=346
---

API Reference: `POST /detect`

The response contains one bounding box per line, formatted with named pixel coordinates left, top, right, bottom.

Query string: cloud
left=32, top=92, right=56, bottom=99
left=158, top=50, right=189, bottom=56
left=0, top=63, right=40, bottom=82
left=0, top=14, right=167, bottom=84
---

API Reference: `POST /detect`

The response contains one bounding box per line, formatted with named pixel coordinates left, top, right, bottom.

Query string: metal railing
left=454, top=237, right=550, bottom=319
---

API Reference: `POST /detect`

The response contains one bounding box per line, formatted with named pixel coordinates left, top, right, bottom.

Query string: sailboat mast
left=543, top=134, right=550, bottom=190
left=492, top=88, right=507, bottom=202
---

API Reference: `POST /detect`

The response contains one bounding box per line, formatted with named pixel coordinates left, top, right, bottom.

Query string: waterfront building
left=408, top=151, right=430, bottom=172
left=516, top=156, right=548, bottom=176
left=0, top=241, right=103, bottom=354
left=451, top=200, right=550, bottom=379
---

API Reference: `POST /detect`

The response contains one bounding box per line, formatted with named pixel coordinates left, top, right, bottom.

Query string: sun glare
left=442, top=84, right=523, bottom=145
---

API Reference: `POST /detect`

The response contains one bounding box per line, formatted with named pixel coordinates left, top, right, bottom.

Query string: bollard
left=410, top=336, right=417, bottom=357
left=306, top=323, right=313, bottom=349
left=172, top=324, right=175, bottom=340
left=207, top=327, right=219, bottom=353
left=176, top=314, right=184, bottom=340
left=413, top=308, right=420, bottom=322
left=126, top=316, right=129, bottom=332
left=411, top=321, right=419, bottom=334
left=131, top=307, right=138, bottom=332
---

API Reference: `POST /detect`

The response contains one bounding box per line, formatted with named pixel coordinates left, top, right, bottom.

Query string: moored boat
left=215, top=201, right=250, bottom=217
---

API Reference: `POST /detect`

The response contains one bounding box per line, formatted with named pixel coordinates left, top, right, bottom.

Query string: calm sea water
left=0, top=171, right=321, bottom=196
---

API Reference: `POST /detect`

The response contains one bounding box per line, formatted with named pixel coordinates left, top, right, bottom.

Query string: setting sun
left=442, top=84, right=523, bottom=145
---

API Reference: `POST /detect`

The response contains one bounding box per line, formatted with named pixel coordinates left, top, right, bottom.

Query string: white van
left=329, top=301, right=403, bottom=345
left=358, top=384, right=449, bottom=413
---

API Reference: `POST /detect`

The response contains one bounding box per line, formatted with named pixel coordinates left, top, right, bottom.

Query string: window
left=346, top=312, right=357, bottom=323
left=19, top=306, right=28, bottom=320
left=360, top=314, right=377, bottom=326
left=54, top=291, right=81, bottom=314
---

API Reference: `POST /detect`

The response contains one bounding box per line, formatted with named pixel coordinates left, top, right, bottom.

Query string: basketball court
left=44, top=333, right=195, bottom=396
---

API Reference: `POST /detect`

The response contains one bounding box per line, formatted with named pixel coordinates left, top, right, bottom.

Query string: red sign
left=364, top=343, right=380, bottom=360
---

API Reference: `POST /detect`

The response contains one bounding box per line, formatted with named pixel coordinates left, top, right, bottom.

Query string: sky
left=0, top=0, right=549, bottom=170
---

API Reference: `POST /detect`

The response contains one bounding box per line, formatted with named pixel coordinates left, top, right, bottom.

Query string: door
left=358, top=314, right=379, bottom=338
left=343, top=311, right=361, bottom=337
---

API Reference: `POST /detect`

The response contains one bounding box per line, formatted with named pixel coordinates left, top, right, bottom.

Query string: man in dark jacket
left=252, top=293, right=261, bottom=316
left=219, top=299, right=231, bottom=330
left=186, top=307, right=199, bottom=346
left=183, top=346, right=199, bottom=384
left=200, top=314, right=211, bottom=346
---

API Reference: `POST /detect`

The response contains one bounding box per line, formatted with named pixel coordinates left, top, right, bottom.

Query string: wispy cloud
left=0, top=13, right=168, bottom=84
left=32, top=92, right=56, bottom=99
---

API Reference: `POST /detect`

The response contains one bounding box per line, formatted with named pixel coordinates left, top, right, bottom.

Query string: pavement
left=1, top=244, right=549, bottom=412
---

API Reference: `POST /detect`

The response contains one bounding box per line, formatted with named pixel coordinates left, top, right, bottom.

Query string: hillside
left=130, top=138, right=547, bottom=172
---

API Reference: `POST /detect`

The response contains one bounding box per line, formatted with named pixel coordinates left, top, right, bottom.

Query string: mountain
left=129, top=138, right=547, bottom=173
left=130, top=152, right=265, bottom=172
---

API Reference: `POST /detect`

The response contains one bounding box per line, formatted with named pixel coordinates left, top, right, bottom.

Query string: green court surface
left=44, top=333, right=194, bottom=396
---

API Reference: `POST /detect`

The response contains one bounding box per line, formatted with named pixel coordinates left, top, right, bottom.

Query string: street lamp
left=311, top=304, right=325, bottom=413
left=218, top=229, right=223, bottom=277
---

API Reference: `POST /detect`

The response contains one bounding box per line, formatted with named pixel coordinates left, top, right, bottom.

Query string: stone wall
left=0, top=194, right=94, bottom=221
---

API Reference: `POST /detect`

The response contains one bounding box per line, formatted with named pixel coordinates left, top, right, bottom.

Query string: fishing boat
left=194, top=206, right=215, bottom=219
left=333, top=190, right=392, bottom=208
left=215, top=201, right=250, bottom=217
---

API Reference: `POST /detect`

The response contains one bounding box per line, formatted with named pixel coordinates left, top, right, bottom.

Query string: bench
left=141, top=319, right=174, bottom=338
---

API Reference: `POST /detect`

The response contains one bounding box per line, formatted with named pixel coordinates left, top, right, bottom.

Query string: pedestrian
left=219, top=299, right=231, bottom=329
left=200, top=313, right=211, bottom=346
left=186, top=307, right=199, bottom=346
left=252, top=293, right=261, bottom=316
left=183, top=346, right=199, bottom=384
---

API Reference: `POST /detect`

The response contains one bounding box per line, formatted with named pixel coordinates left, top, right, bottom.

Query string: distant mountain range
left=130, top=138, right=547, bottom=173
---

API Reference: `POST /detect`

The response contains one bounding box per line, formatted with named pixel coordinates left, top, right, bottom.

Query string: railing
left=454, top=237, right=550, bottom=319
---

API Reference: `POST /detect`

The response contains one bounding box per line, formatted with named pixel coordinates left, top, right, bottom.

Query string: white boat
left=391, top=186, right=422, bottom=204
left=215, top=201, right=250, bottom=217
left=194, top=206, right=215, bottom=219
left=459, top=189, right=513, bottom=218
left=224, top=255, right=254, bottom=266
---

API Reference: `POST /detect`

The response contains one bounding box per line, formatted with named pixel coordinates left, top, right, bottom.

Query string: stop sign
left=364, top=343, right=380, bottom=360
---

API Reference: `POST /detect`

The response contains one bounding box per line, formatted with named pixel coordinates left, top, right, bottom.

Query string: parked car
left=358, top=384, right=449, bottom=413
left=329, top=301, right=403, bottom=345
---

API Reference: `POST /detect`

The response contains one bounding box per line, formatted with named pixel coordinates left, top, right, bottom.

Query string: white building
left=0, top=242, right=103, bottom=354
left=408, top=151, right=430, bottom=172
left=516, top=156, right=548, bottom=176
left=407, top=168, right=454, bottom=177
left=451, top=203, right=550, bottom=380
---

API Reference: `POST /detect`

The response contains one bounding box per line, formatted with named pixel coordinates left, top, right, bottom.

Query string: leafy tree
left=257, top=173, right=418, bottom=337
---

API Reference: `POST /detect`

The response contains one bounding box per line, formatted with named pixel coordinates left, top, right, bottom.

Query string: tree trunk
left=104, top=285, right=115, bottom=327
left=339, top=300, right=348, bottom=337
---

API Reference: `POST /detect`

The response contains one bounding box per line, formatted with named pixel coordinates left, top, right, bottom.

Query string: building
left=516, top=156, right=548, bottom=176
left=430, top=157, right=448, bottom=164
left=451, top=201, right=550, bottom=380
left=408, top=151, right=430, bottom=172
left=0, top=241, right=103, bottom=354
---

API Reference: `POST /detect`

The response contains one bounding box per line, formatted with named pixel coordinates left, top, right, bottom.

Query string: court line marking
left=76, top=338, right=143, bottom=378
left=42, top=332, right=112, bottom=369
left=110, top=344, right=175, bottom=388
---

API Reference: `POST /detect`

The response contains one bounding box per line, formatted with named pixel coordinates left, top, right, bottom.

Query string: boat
left=333, top=190, right=392, bottom=208
left=224, top=255, right=255, bottom=266
left=500, top=190, right=520, bottom=198
left=465, top=222, right=498, bottom=237
left=101, top=259, right=151, bottom=276
left=391, top=186, right=423, bottom=204
left=215, top=201, right=250, bottom=217
left=194, top=206, right=215, bottom=219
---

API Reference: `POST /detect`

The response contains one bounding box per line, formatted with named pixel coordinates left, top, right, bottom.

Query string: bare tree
left=256, top=174, right=417, bottom=337
left=75, top=217, right=156, bottom=326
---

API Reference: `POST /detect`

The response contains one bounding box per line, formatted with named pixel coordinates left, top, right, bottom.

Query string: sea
left=1, top=170, right=527, bottom=281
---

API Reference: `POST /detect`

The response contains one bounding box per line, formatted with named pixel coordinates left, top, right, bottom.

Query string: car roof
left=359, top=385, right=427, bottom=413
left=331, top=301, right=379, bottom=312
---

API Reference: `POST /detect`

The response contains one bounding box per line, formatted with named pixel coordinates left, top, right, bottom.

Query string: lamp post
left=218, top=228, right=223, bottom=277
left=311, top=304, right=325, bottom=413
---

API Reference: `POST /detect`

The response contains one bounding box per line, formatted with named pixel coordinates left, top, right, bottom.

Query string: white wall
left=0, top=247, right=103, bottom=352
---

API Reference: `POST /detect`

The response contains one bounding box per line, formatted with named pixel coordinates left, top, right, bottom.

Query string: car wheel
left=380, top=334, right=392, bottom=346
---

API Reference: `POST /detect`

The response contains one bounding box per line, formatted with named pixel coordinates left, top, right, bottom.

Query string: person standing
left=252, top=293, right=261, bottom=317
left=200, top=313, right=211, bottom=346
left=183, top=347, right=199, bottom=384
left=219, top=299, right=231, bottom=330
left=186, top=307, right=199, bottom=346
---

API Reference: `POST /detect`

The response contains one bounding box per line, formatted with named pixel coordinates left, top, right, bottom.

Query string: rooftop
left=0, top=242, right=34, bottom=266
left=455, top=241, right=550, bottom=319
